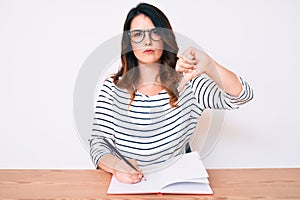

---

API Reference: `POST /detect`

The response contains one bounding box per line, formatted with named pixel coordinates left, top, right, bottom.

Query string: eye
left=131, top=31, right=143, bottom=38
left=151, top=29, right=159, bottom=36
left=150, top=28, right=162, bottom=41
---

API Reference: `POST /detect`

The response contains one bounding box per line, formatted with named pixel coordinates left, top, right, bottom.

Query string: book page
left=155, top=152, right=208, bottom=188
left=107, top=152, right=211, bottom=194
left=161, top=182, right=213, bottom=194
left=107, top=175, right=159, bottom=194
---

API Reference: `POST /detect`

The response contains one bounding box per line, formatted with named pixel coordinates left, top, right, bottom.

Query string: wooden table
left=0, top=168, right=299, bottom=199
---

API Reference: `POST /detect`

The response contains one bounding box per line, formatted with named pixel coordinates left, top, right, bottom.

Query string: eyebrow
left=129, top=28, right=157, bottom=31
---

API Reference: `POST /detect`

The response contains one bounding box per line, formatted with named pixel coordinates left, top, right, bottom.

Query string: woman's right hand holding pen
left=98, top=154, right=144, bottom=184
left=113, top=158, right=144, bottom=184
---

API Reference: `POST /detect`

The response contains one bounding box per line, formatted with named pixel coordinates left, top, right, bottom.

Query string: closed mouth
left=143, top=49, right=155, bottom=53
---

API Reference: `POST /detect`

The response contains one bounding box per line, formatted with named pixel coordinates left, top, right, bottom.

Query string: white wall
left=0, top=0, right=299, bottom=169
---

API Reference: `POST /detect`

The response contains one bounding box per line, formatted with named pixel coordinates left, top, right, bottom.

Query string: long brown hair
left=112, top=3, right=181, bottom=107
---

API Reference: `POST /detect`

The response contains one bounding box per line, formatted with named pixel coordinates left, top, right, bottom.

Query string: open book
left=107, top=151, right=213, bottom=194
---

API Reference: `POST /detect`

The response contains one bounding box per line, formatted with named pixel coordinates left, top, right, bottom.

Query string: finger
left=177, top=67, right=195, bottom=74
left=131, top=177, right=142, bottom=184
left=180, top=60, right=196, bottom=68
left=130, top=171, right=143, bottom=179
left=126, top=173, right=142, bottom=184
left=176, top=59, right=196, bottom=71
left=178, top=55, right=197, bottom=65
left=130, top=175, right=142, bottom=183
left=179, top=49, right=195, bottom=60
left=128, top=159, right=142, bottom=172
left=134, top=173, right=144, bottom=182
left=182, top=57, right=197, bottom=65
left=115, top=171, right=137, bottom=184
left=179, top=67, right=196, bottom=74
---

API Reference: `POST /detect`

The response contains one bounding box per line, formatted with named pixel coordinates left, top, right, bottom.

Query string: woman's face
left=129, top=14, right=163, bottom=65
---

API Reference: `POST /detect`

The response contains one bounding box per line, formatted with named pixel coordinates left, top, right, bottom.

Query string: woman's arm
left=176, top=47, right=253, bottom=110
left=205, top=59, right=242, bottom=97
left=177, top=47, right=241, bottom=96
left=89, top=78, right=143, bottom=183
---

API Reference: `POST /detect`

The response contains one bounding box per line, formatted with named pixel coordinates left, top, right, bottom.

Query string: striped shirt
left=89, top=74, right=253, bottom=170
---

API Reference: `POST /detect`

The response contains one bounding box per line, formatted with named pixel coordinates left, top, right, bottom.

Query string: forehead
left=130, top=14, right=155, bottom=30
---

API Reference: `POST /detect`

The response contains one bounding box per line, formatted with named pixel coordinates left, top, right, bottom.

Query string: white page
left=181, top=177, right=209, bottom=184
left=107, top=152, right=211, bottom=194
left=155, top=152, right=208, bottom=188
left=161, top=182, right=213, bottom=194
left=107, top=176, right=159, bottom=194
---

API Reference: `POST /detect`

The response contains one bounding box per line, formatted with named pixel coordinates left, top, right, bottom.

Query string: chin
left=135, top=52, right=162, bottom=65
left=139, top=61, right=160, bottom=66
left=137, top=56, right=161, bottom=65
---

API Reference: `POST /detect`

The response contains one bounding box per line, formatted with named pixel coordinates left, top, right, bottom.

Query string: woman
left=89, top=3, right=253, bottom=184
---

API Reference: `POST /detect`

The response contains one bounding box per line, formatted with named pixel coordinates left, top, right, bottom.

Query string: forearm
left=176, top=47, right=243, bottom=96
left=205, top=60, right=242, bottom=97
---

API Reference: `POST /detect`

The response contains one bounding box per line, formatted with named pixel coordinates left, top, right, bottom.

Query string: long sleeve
left=89, top=78, right=115, bottom=168
left=190, top=74, right=253, bottom=111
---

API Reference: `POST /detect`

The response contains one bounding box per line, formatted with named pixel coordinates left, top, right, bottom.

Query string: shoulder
left=100, top=77, right=116, bottom=89
left=95, top=77, right=116, bottom=97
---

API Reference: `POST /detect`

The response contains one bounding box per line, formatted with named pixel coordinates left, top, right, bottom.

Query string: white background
left=1, top=0, right=299, bottom=169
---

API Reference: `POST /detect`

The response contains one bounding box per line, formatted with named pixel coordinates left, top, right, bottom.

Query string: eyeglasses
left=128, top=28, right=162, bottom=43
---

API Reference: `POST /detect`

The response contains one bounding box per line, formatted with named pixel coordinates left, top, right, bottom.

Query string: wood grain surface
left=0, top=168, right=299, bottom=199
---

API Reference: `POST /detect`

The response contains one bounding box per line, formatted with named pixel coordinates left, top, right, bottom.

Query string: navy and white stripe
left=89, top=74, right=253, bottom=169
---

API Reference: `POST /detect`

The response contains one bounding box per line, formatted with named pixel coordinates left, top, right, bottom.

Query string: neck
left=138, top=63, right=161, bottom=84
left=135, top=63, right=163, bottom=95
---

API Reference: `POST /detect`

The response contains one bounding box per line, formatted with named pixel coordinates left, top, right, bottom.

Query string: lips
left=143, top=49, right=154, bottom=54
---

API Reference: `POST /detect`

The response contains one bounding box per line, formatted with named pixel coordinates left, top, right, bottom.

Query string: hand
left=176, top=47, right=243, bottom=96
left=176, top=47, right=214, bottom=82
left=114, top=159, right=144, bottom=184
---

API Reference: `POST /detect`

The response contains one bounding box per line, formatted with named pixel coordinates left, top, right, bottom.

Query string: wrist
left=177, top=76, right=188, bottom=92
left=99, top=154, right=121, bottom=175
left=202, top=59, right=217, bottom=77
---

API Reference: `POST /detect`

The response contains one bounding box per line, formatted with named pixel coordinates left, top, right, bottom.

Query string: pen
left=103, top=137, right=140, bottom=172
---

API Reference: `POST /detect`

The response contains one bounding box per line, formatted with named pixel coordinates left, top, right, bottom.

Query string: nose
left=144, top=31, right=152, bottom=45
